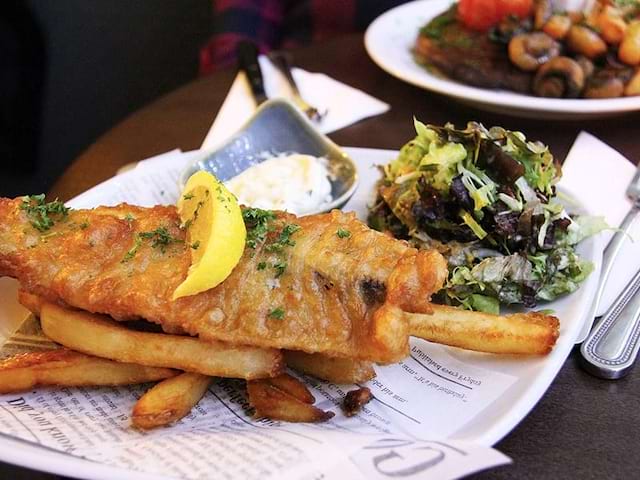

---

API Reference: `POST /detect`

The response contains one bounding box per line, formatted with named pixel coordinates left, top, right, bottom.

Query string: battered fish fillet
left=0, top=197, right=448, bottom=363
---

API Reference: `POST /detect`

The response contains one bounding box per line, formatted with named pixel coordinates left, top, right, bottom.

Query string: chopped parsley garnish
left=182, top=193, right=194, bottom=200
left=124, top=213, right=135, bottom=223
left=243, top=208, right=277, bottom=249
left=79, top=221, right=90, bottom=230
left=20, top=194, right=70, bottom=232
left=214, top=185, right=232, bottom=209
left=121, top=236, right=143, bottom=263
left=190, top=240, right=200, bottom=250
left=419, top=6, right=455, bottom=40
left=192, top=201, right=205, bottom=222
left=138, top=227, right=183, bottom=253
left=121, top=226, right=183, bottom=262
left=273, top=260, right=287, bottom=277
left=268, top=307, right=285, bottom=320
left=336, top=228, right=351, bottom=239
left=243, top=209, right=300, bottom=278
left=265, top=223, right=301, bottom=252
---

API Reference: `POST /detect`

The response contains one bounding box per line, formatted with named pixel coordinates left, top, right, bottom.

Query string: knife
left=580, top=266, right=640, bottom=379
left=237, top=41, right=268, bottom=105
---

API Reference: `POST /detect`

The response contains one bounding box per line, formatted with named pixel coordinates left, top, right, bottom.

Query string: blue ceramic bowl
left=180, top=99, right=358, bottom=213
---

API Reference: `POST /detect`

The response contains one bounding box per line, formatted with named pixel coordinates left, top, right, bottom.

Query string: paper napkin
left=201, top=55, right=390, bottom=150
left=559, top=131, right=640, bottom=317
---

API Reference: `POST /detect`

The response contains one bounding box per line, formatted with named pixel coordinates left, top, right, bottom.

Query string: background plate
left=364, top=0, right=640, bottom=119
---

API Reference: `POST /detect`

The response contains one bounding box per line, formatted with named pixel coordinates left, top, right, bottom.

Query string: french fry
left=247, top=374, right=334, bottom=423
left=409, top=304, right=560, bottom=355
left=0, top=349, right=177, bottom=393
left=40, top=302, right=284, bottom=379
left=267, top=373, right=315, bottom=404
left=132, top=372, right=211, bottom=429
left=284, top=350, right=376, bottom=384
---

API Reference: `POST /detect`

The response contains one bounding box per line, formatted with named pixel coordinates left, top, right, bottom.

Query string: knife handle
left=580, top=266, right=640, bottom=379
left=237, top=41, right=267, bottom=105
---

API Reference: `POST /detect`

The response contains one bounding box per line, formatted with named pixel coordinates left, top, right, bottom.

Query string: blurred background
left=0, top=0, right=210, bottom=197
left=0, top=0, right=408, bottom=198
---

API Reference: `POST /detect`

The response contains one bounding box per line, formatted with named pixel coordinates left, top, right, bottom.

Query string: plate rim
left=364, top=0, right=640, bottom=115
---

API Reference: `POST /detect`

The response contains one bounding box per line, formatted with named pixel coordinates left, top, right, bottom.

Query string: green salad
left=368, top=121, right=606, bottom=314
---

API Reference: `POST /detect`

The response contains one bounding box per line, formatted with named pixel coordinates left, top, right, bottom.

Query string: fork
left=267, top=51, right=326, bottom=122
left=578, top=162, right=640, bottom=343
left=579, top=162, right=640, bottom=378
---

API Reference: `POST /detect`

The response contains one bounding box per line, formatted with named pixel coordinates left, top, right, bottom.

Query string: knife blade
left=237, top=41, right=268, bottom=106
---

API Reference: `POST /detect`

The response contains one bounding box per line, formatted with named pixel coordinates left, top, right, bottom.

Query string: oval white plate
left=0, top=147, right=600, bottom=478
left=364, top=0, right=640, bottom=119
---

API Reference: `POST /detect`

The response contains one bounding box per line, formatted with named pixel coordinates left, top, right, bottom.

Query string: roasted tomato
left=458, top=0, right=532, bottom=31
left=458, top=0, right=501, bottom=31
left=498, top=0, right=533, bottom=20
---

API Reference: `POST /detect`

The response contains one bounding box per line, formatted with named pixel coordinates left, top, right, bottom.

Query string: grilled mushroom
left=493, top=15, right=533, bottom=44
left=543, top=14, right=572, bottom=40
left=584, top=72, right=625, bottom=98
left=566, top=25, right=607, bottom=59
left=619, top=21, right=640, bottom=66
left=625, top=69, right=640, bottom=96
left=534, top=0, right=552, bottom=30
left=509, top=32, right=560, bottom=71
left=575, top=55, right=595, bottom=79
left=532, top=56, right=585, bottom=98
left=597, top=7, right=627, bottom=45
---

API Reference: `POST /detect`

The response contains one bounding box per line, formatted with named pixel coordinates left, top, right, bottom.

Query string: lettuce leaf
left=563, top=216, right=608, bottom=245
left=368, top=120, right=601, bottom=312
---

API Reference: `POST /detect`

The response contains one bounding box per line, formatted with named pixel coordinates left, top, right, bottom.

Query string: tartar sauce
left=225, top=154, right=332, bottom=215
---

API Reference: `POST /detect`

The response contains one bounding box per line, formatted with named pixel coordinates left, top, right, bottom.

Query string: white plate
left=0, top=147, right=600, bottom=479
left=364, top=0, right=640, bottom=119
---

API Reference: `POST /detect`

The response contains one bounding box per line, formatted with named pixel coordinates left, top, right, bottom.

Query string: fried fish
left=0, top=197, right=448, bottom=363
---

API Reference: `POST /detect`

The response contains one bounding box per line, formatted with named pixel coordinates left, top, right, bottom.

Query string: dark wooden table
left=6, top=34, right=640, bottom=479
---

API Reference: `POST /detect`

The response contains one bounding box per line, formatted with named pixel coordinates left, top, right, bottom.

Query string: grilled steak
left=414, top=7, right=532, bottom=93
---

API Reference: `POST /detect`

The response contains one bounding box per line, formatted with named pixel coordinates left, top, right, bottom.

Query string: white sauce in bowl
left=224, top=154, right=332, bottom=215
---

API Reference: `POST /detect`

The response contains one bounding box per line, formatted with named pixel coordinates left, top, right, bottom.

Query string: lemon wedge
left=172, top=171, right=246, bottom=299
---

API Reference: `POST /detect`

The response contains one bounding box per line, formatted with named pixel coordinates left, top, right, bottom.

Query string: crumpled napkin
left=201, top=55, right=390, bottom=149
left=559, top=131, right=640, bottom=318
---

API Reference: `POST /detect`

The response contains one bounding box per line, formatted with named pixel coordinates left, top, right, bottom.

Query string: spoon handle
left=580, top=266, right=640, bottom=379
